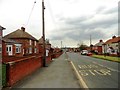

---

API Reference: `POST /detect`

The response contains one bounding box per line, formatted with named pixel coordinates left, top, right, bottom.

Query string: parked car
left=87, top=52, right=92, bottom=56
left=81, top=50, right=88, bottom=55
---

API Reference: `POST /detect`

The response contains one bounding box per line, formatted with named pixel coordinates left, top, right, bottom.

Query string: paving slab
left=12, top=53, right=80, bottom=88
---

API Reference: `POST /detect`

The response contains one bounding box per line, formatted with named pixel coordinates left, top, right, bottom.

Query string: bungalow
left=92, top=40, right=104, bottom=54
left=102, top=36, right=120, bottom=55
left=3, top=27, right=39, bottom=55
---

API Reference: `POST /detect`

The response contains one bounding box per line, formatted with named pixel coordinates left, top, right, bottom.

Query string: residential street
left=7, top=52, right=119, bottom=89
left=67, top=52, right=119, bottom=88
left=12, top=53, right=80, bottom=88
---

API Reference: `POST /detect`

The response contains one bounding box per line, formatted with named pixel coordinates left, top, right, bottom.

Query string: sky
left=0, top=0, right=119, bottom=47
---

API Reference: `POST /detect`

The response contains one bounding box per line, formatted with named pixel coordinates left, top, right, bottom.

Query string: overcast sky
left=0, top=0, right=119, bottom=47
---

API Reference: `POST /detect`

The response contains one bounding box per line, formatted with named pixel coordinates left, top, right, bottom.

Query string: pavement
left=11, top=53, right=80, bottom=89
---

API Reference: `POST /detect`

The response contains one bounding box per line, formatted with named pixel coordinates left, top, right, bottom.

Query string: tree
left=78, top=43, right=88, bottom=51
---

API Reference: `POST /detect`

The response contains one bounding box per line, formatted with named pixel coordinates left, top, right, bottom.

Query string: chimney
left=21, top=27, right=25, bottom=32
left=112, top=35, right=116, bottom=39
left=99, top=40, right=103, bottom=42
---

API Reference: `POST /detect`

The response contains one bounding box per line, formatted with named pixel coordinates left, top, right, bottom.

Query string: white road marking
left=70, top=61, right=89, bottom=89
left=92, top=61, right=120, bottom=72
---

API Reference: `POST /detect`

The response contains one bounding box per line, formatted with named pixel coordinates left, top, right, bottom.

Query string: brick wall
left=6, top=56, right=42, bottom=86
left=2, top=42, right=7, bottom=56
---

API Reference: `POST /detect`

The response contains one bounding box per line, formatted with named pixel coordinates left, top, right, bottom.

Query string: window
left=34, top=41, right=36, bottom=46
left=15, top=44, right=21, bottom=53
left=16, top=46, right=21, bottom=53
left=6, top=47, right=8, bottom=52
left=34, top=48, right=37, bottom=53
left=29, top=40, right=32, bottom=45
left=29, top=47, right=32, bottom=54
left=9, top=47, right=11, bottom=51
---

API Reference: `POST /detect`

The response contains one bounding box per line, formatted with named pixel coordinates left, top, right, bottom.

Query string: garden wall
left=6, top=56, right=42, bottom=87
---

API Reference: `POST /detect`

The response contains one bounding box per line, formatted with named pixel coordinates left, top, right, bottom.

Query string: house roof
left=39, top=37, right=44, bottom=44
left=105, top=36, right=120, bottom=44
left=0, top=25, right=6, bottom=30
left=4, top=27, right=37, bottom=41
left=2, top=38, right=22, bottom=44
left=39, top=37, right=51, bottom=45
left=94, top=40, right=104, bottom=46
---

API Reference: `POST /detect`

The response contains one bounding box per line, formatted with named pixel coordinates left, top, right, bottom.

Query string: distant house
left=2, top=38, right=23, bottom=57
left=92, top=40, right=104, bottom=54
left=38, top=37, right=52, bottom=55
left=3, top=27, right=39, bottom=55
left=39, top=37, right=51, bottom=49
left=102, top=36, right=120, bottom=55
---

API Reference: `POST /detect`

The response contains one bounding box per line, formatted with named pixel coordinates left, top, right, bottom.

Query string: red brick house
left=102, top=36, right=120, bottom=55
left=92, top=40, right=104, bottom=54
left=3, top=27, right=39, bottom=56
left=2, top=38, right=23, bottom=57
left=39, top=37, right=51, bottom=49
left=38, top=37, right=52, bottom=54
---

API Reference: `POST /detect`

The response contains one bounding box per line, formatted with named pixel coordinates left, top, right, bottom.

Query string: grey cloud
left=102, top=7, right=118, bottom=14
left=50, top=26, right=108, bottom=41
left=95, top=6, right=106, bottom=14
left=95, top=6, right=118, bottom=15
left=50, top=6, right=117, bottom=43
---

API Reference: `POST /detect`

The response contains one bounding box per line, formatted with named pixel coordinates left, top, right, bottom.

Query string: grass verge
left=92, top=55, right=120, bottom=63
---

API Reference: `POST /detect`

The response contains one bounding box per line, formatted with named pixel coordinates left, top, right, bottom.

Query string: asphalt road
left=67, top=52, right=119, bottom=88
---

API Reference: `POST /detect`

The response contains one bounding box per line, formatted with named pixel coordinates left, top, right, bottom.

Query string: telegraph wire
left=25, top=1, right=36, bottom=27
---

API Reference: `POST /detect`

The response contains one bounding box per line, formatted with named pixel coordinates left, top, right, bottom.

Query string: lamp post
left=42, top=0, right=46, bottom=67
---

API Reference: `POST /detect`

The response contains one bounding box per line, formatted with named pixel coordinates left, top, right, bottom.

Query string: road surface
left=67, top=52, right=119, bottom=88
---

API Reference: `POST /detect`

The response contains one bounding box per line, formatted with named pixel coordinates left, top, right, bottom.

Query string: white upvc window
left=6, top=45, right=13, bottom=56
left=29, top=47, right=32, bottom=54
left=34, top=48, right=37, bottom=53
left=29, top=40, right=32, bottom=45
left=34, top=41, right=37, bottom=46
left=16, top=46, right=21, bottom=53
left=15, top=44, right=21, bottom=53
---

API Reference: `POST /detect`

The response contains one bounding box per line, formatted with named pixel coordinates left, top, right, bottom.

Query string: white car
left=81, top=50, right=88, bottom=55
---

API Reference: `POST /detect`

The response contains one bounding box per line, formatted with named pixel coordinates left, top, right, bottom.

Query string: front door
left=7, top=45, right=13, bottom=56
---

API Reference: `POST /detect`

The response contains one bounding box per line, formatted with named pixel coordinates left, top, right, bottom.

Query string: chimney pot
left=112, top=35, right=116, bottom=39
left=21, top=27, right=25, bottom=32
left=100, top=40, right=103, bottom=42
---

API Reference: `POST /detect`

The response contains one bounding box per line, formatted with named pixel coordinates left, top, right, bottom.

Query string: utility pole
left=42, top=0, right=46, bottom=67
left=90, top=35, right=91, bottom=46
left=90, top=35, right=92, bottom=51
left=61, top=41, right=62, bottom=49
